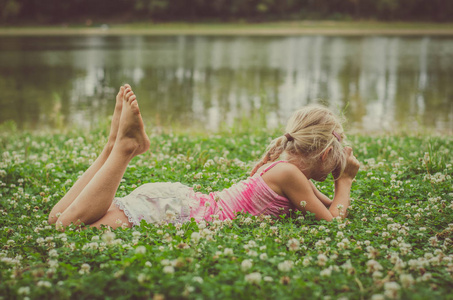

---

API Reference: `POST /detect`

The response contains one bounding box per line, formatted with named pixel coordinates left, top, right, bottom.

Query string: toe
left=130, top=100, right=140, bottom=114
left=123, top=88, right=131, bottom=101
left=125, top=91, right=134, bottom=103
left=116, top=86, right=125, bottom=101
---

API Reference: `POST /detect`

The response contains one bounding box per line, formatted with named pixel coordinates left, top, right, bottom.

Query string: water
left=0, top=35, right=452, bottom=132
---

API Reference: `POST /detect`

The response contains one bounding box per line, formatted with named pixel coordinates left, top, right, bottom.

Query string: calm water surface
left=0, top=35, right=452, bottom=132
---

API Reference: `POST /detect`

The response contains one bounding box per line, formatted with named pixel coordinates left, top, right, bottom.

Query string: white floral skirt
left=113, top=182, right=198, bottom=226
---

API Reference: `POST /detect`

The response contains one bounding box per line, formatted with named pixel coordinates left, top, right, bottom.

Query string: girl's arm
left=277, top=148, right=359, bottom=221
left=309, top=180, right=332, bottom=207
left=328, top=148, right=359, bottom=218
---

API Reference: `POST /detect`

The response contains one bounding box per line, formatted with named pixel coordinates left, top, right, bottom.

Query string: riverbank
left=1, top=21, right=453, bottom=36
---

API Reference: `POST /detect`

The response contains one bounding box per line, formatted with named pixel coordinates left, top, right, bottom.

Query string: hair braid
left=250, top=136, right=288, bottom=176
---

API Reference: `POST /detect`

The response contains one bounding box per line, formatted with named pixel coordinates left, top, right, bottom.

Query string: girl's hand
left=340, top=147, right=360, bottom=181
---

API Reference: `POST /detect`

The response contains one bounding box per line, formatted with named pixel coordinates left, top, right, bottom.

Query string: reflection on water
left=0, top=35, right=452, bottom=131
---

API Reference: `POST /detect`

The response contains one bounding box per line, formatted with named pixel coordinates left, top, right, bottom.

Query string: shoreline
left=1, top=21, right=453, bottom=36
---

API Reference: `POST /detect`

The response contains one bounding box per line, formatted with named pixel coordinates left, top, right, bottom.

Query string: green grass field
left=1, top=21, right=453, bottom=36
left=0, top=122, right=452, bottom=299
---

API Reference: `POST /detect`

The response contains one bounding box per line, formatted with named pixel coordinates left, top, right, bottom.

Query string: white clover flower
left=137, top=273, right=147, bottom=284
left=243, top=217, right=252, bottom=224
left=429, top=236, right=438, bottom=247
left=370, top=294, right=385, bottom=300
left=287, top=238, right=300, bottom=251
left=48, top=260, right=58, bottom=268
left=224, top=248, right=234, bottom=256
left=278, top=260, right=294, bottom=272
left=166, top=211, right=176, bottom=220
left=300, top=201, right=307, bottom=208
left=245, top=272, right=262, bottom=284
left=400, top=274, right=414, bottom=288
left=45, top=163, right=55, bottom=169
left=320, top=267, right=332, bottom=277
left=303, top=257, right=312, bottom=267
left=163, top=266, right=175, bottom=274
left=102, top=231, right=116, bottom=244
left=162, top=260, right=175, bottom=268
left=337, top=242, right=346, bottom=249
left=191, top=232, right=201, bottom=243
left=193, top=276, right=204, bottom=284
left=260, top=253, right=268, bottom=260
left=79, top=263, right=91, bottom=275
left=37, top=281, right=52, bottom=288
left=421, top=272, right=432, bottom=281
left=384, top=282, right=400, bottom=299
left=317, top=254, right=328, bottom=266
left=18, top=286, right=31, bottom=295
left=341, top=260, right=355, bottom=274
left=48, top=249, right=58, bottom=257
left=201, top=228, right=212, bottom=238
left=366, top=259, right=383, bottom=273
left=135, top=246, right=146, bottom=255
left=372, top=271, right=383, bottom=281
left=241, top=259, right=253, bottom=272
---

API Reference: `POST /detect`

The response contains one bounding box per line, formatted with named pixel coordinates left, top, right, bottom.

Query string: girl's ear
left=321, top=146, right=333, bottom=162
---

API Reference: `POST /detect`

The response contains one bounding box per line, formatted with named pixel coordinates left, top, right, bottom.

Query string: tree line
left=1, top=0, right=452, bottom=24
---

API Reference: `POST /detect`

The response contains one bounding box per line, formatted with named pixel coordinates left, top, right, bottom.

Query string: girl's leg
left=86, top=203, right=132, bottom=229
left=55, top=87, right=150, bottom=229
left=48, top=85, right=128, bottom=224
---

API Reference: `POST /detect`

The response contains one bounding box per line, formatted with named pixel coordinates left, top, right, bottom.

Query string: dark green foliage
left=1, top=0, right=452, bottom=24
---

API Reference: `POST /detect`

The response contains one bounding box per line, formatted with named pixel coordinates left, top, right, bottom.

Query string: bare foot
left=106, top=85, right=127, bottom=151
left=114, top=85, right=150, bottom=156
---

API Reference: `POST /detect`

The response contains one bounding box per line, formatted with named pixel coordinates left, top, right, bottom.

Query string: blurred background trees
left=1, top=0, right=452, bottom=24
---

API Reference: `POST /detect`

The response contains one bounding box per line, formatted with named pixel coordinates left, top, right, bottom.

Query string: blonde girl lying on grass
left=48, top=84, right=360, bottom=230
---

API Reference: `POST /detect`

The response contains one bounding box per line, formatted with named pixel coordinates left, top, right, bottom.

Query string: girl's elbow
left=323, top=209, right=348, bottom=222
left=316, top=213, right=334, bottom=222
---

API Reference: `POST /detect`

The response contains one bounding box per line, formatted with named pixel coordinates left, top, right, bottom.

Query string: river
left=0, top=35, right=452, bottom=132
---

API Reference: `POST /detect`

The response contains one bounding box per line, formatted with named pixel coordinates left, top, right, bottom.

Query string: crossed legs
left=48, top=84, right=150, bottom=230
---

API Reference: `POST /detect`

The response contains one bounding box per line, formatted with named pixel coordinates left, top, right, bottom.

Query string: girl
left=48, top=84, right=360, bottom=230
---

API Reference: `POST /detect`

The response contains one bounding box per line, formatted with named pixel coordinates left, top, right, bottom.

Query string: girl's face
left=310, top=157, right=337, bottom=182
left=310, top=165, right=331, bottom=182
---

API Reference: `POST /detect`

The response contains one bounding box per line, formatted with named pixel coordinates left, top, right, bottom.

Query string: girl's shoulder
left=270, top=162, right=307, bottom=181
left=259, top=161, right=303, bottom=177
left=259, top=161, right=310, bottom=197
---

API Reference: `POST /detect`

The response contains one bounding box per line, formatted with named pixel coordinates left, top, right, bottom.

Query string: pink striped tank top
left=190, top=161, right=295, bottom=222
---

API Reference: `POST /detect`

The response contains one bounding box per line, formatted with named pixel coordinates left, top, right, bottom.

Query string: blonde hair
left=250, top=104, right=347, bottom=178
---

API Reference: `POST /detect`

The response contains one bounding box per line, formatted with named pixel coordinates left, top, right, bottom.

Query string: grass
left=1, top=20, right=453, bottom=36
left=0, top=123, right=452, bottom=299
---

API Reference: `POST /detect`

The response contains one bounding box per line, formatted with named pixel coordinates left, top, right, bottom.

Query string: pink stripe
left=260, top=160, right=288, bottom=176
